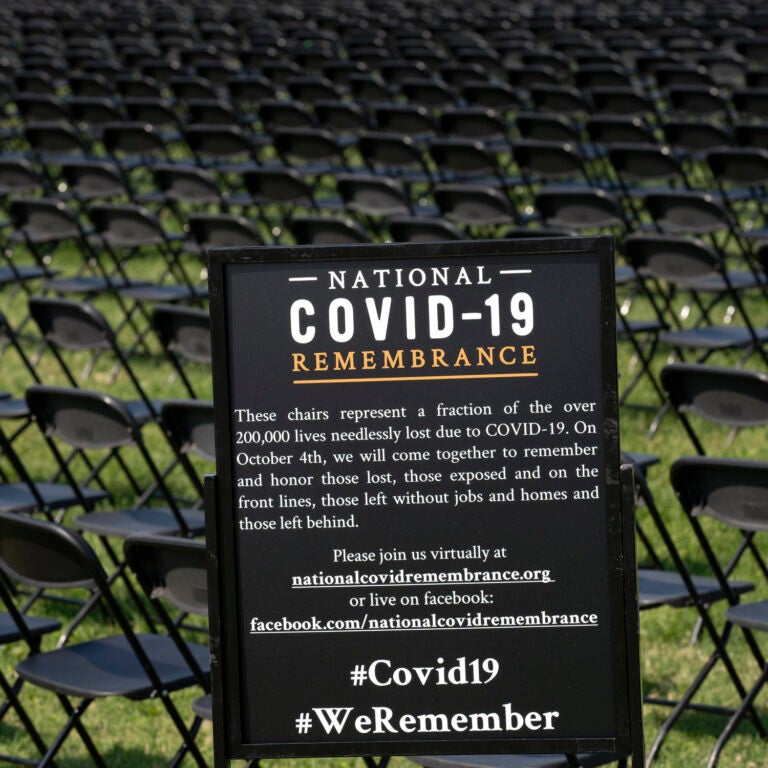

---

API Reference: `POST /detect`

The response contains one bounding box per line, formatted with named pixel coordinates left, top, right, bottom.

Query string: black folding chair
left=152, top=304, right=212, bottom=400
left=28, top=295, right=163, bottom=423
left=0, top=576, right=61, bottom=766
left=670, top=457, right=768, bottom=767
left=0, top=511, right=210, bottom=768
left=124, top=533, right=215, bottom=768
left=631, top=465, right=763, bottom=765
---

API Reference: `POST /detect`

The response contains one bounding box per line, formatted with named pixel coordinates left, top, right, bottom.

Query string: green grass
left=1, top=236, right=768, bottom=768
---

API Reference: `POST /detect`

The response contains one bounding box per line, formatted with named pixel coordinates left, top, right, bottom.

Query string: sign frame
left=205, top=236, right=643, bottom=764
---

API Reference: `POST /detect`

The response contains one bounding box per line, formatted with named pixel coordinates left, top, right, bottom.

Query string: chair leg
left=0, top=671, right=49, bottom=761
left=706, top=663, right=768, bottom=768
left=36, top=695, right=105, bottom=768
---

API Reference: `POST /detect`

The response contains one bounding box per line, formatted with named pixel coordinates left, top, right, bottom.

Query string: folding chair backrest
left=152, top=304, right=212, bottom=365
left=161, top=399, right=215, bottom=465
left=671, top=456, right=768, bottom=533
left=625, top=234, right=722, bottom=282
left=29, top=295, right=112, bottom=354
left=26, top=384, right=138, bottom=450
left=661, top=363, right=768, bottom=441
left=0, top=510, right=101, bottom=591
left=124, top=534, right=208, bottom=616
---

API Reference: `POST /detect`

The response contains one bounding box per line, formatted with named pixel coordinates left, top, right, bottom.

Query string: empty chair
left=152, top=304, right=212, bottom=400
left=434, top=183, right=519, bottom=234
left=25, top=384, right=206, bottom=540
left=669, top=457, right=768, bottom=767
left=335, top=173, right=413, bottom=230
left=661, top=363, right=768, bottom=457
left=158, top=400, right=215, bottom=503
left=123, top=533, right=212, bottom=764
left=625, top=233, right=768, bottom=372
left=28, top=295, right=163, bottom=423
left=0, top=577, right=61, bottom=765
left=0, top=511, right=210, bottom=768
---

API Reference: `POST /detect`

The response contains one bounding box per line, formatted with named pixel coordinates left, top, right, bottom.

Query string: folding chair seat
left=288, top=214, right=371, bottom=245
left=347, top=72, right=392, bottom=103
left=387, top=214, right=465, bottom=242
left=734, top=122, right=768, bottom=150
left=433, top=183, right=519, bottom=234
left=28, top=295, right=164, bottom=423
left=379, top=59, right=429, bottom=88
left=640, top=190, right=748, bottom=257
left=528, top=85, right=591, bottom=117
left=0, top=511, right=210, bottom=768
left=746, top=69, right=768, bottom=88
left=661, top=119, right=733, bottom=158
left=152, top=304, right=211, bottom=400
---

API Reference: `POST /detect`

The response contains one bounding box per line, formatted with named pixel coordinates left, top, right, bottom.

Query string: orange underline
left=293, top=372, right=539, bottom=384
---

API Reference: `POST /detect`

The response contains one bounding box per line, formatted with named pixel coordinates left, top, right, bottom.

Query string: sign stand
left=205, top=237, right=643, bottom=765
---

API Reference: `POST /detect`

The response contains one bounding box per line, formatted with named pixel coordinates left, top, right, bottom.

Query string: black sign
left=206, top=237, right=642, bottom=761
